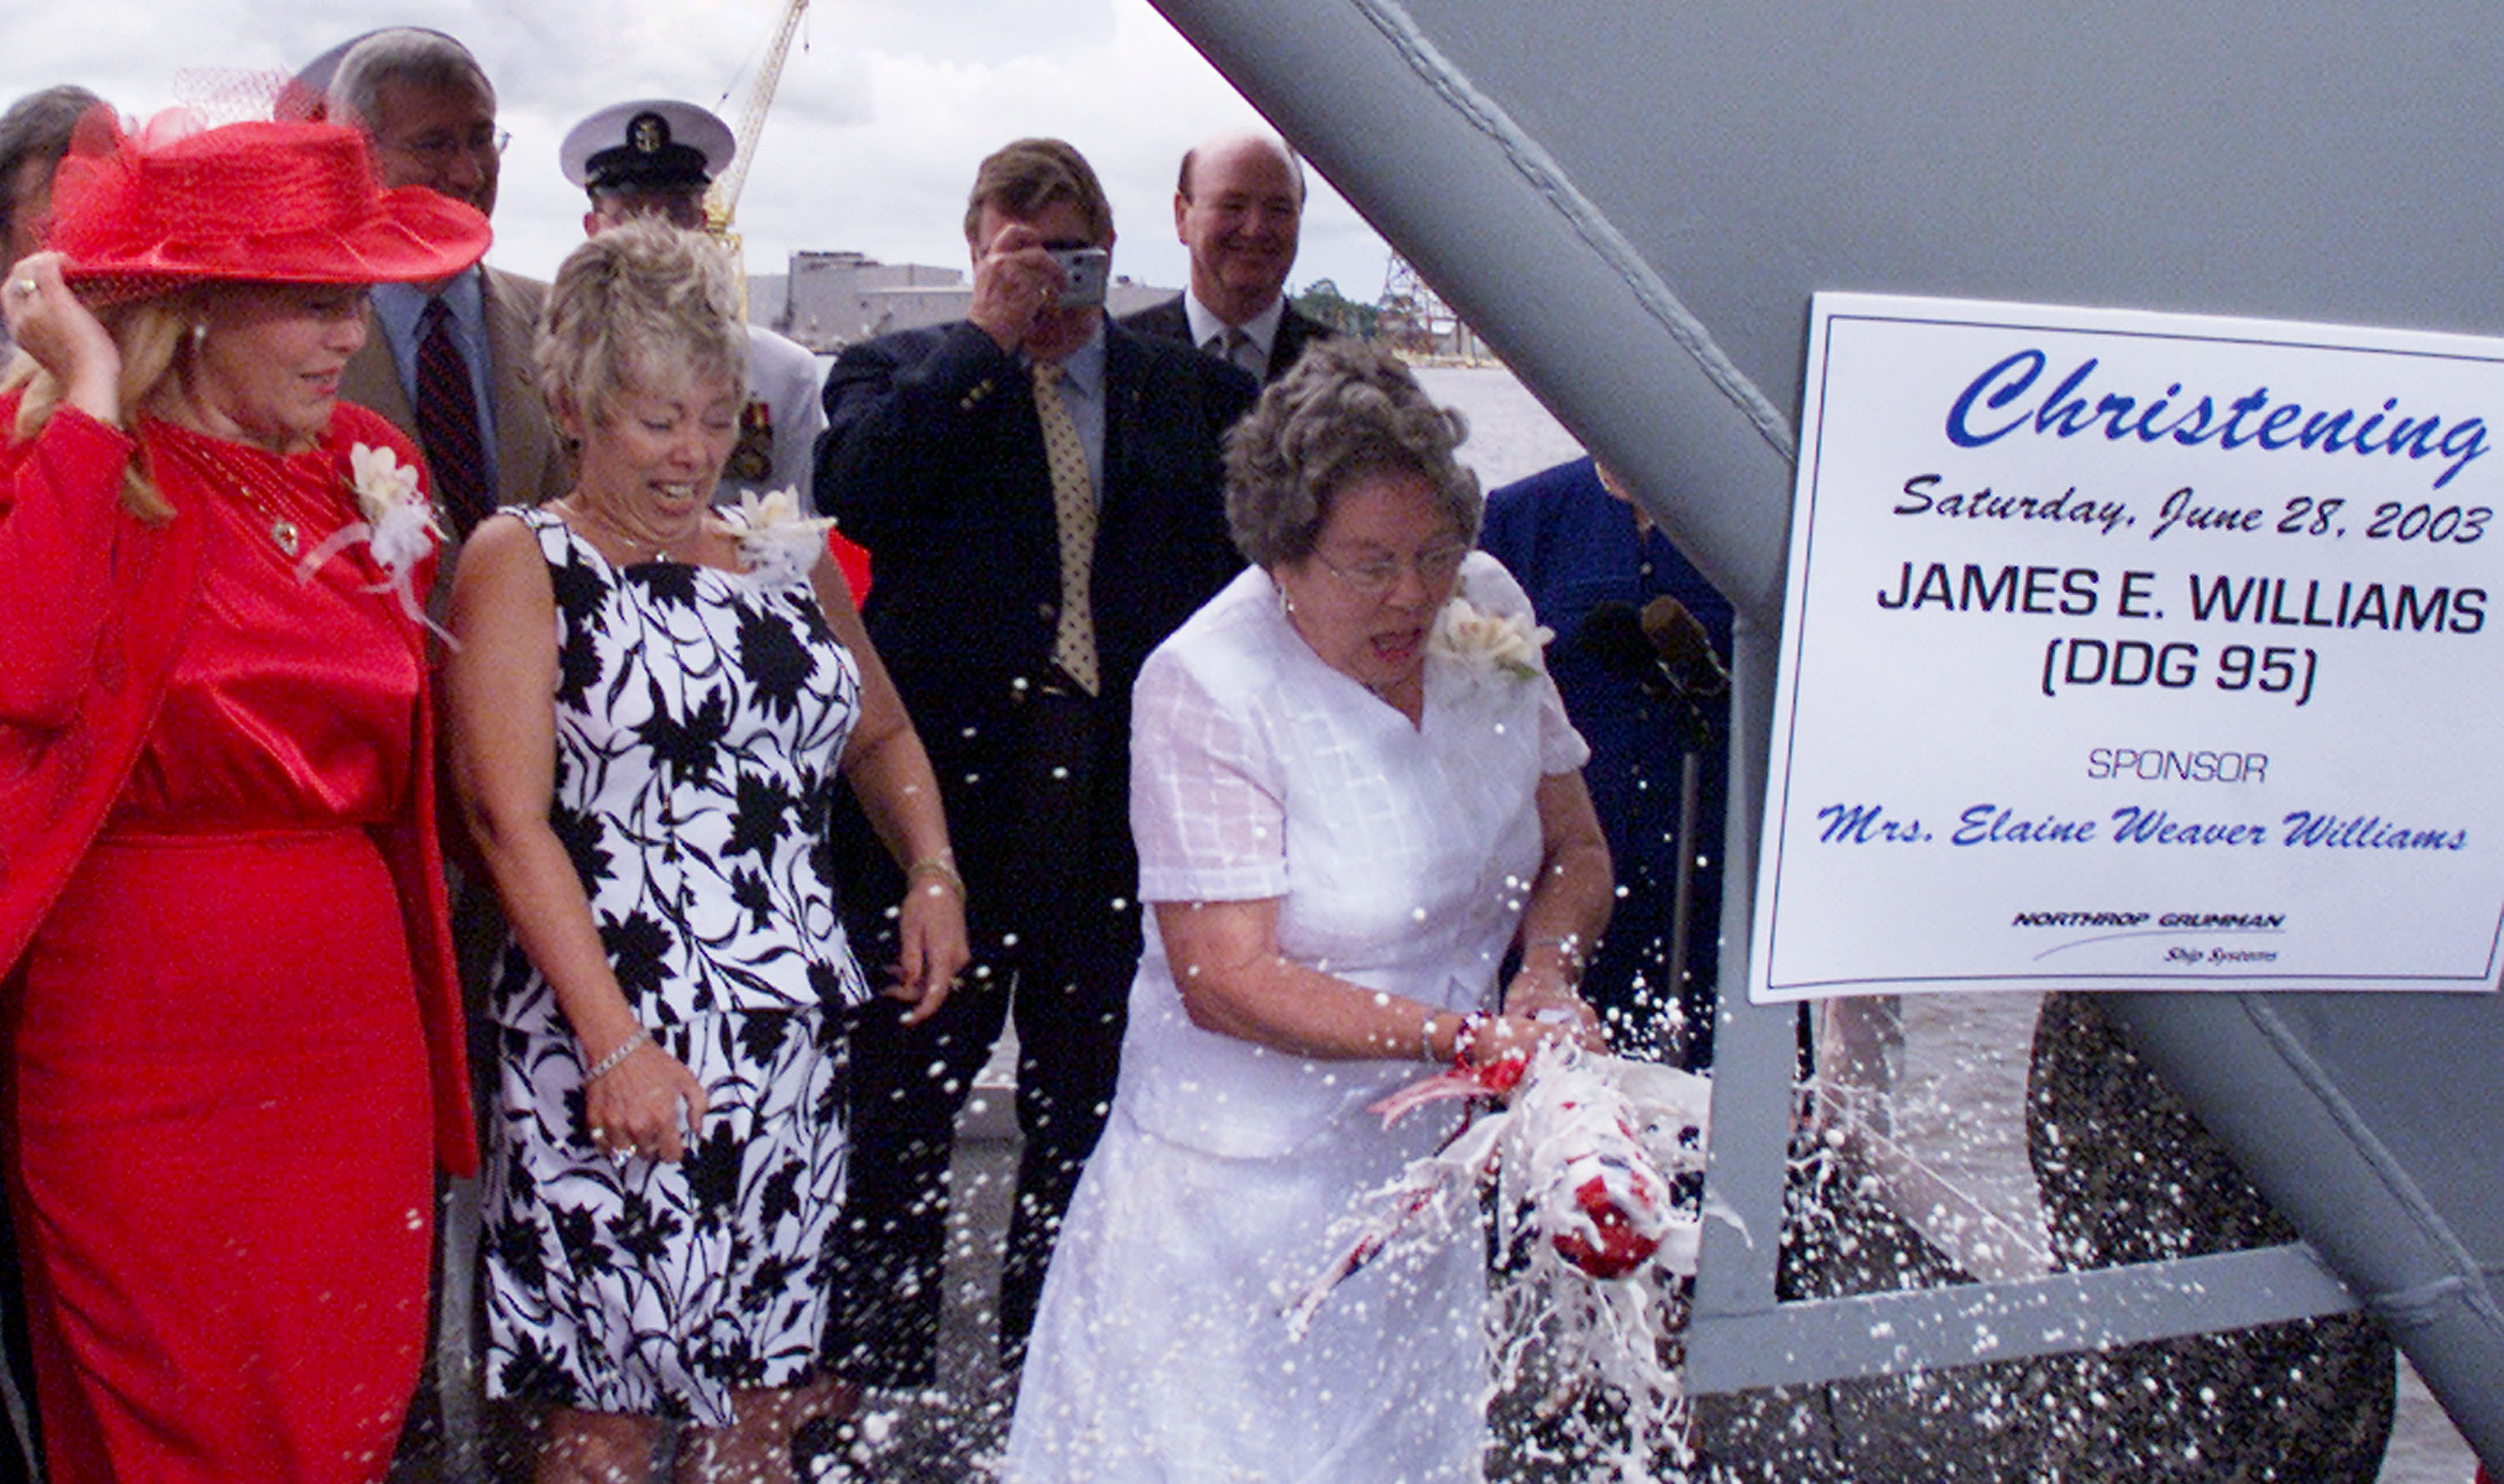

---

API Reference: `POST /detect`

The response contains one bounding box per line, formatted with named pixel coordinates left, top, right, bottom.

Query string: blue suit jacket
left=1480, top=457, right=1734, bottom=1057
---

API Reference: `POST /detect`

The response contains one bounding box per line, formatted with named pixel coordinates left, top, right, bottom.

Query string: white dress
left=1002, top=554, right=1590, bottom=1484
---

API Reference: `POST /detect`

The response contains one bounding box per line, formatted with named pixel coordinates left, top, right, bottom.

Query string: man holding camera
left=813, top=137, right=1257, bottom=1384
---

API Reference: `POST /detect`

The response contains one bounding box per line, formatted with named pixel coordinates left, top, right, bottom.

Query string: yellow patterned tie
left=1032, top=362, right=1101, bottom=695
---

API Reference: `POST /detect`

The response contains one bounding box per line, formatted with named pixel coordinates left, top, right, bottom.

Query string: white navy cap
left=560, top=99, right=735, bottom=195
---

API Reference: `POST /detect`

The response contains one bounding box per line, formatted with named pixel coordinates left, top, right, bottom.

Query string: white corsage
left=297, top=442, right=452, bottom=644
left=1429, top=594, right=1553, bottom=681
left=714, top=487, right=836, bottom=590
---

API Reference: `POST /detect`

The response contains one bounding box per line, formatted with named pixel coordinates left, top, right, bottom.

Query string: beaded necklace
left=151, top=421, right=347, bottom=560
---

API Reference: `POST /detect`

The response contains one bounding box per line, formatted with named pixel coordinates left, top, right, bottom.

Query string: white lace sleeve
left=1458, top=553, right=1592, bottom=775
left=1129, top=648, right=1290, bottom=904
left=1535, top=674, right=1593, bottom=775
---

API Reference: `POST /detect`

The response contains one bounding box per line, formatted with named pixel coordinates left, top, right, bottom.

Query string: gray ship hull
left=1153, top=0, right=2504, bottom=1466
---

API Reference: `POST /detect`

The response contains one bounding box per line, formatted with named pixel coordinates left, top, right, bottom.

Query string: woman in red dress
left=0, top=110, right=490, bottom=1482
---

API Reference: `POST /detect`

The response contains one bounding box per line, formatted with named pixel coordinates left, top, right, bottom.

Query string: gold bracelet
left=905, top=855, right=965, bottom=896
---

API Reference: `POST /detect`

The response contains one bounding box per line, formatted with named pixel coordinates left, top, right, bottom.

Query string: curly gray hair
left=536, top=217, right=747, bottom=431
left=1224, top=337, right=1479, bottom=567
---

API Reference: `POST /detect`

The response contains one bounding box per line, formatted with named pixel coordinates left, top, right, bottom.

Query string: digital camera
left=1047, top=246, right=1111, bottom=307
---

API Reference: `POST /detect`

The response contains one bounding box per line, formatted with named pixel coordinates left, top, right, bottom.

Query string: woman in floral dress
left=446, top=219, right=967, bottom=1481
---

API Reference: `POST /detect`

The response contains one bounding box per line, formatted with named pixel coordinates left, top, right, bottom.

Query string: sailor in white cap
left=559, top=98, right=827, bottom=503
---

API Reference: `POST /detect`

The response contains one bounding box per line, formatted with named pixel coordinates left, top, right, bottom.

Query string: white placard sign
left=1751, top=292, right=2504, bottom=1001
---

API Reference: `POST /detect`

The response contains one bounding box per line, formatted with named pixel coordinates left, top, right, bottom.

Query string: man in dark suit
left=325, top=28, right=568, bottom=604
left=1121, top=129, right=1335, bottom=384
left=815, top=138, right=1257, bottom=1382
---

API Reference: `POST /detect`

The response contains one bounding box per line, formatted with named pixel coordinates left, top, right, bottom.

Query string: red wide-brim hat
left=48, top=114, right=490, bottom=291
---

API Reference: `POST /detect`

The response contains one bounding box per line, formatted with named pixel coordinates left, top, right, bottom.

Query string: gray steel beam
left=1684, top=1242, right=2358, bottom=1394
left=1689, top=620, right=1786, bottom=1320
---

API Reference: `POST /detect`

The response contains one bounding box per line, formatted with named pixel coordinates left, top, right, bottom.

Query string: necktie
left=1208, top=326, right=1264, bottom=379
left=415, top=297, right=492, bottom=538
left=1032, top=363, right=1100, bottom=696
left=1223, top=325, right=1264, bottom=379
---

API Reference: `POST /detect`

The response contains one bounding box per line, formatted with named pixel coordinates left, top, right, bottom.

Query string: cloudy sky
left=7, top=0, right=1398, bottom=298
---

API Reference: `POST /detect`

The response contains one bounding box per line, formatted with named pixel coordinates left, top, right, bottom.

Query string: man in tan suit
left=326, top=28, right=567, bottom=603
left=313, top=31, right=567, bottom=1480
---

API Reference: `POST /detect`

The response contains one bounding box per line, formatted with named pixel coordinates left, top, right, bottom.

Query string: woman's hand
left=812, top=543, right=971, bottom=1028
left=1493, top=770, right=1614, bottom=1058
left=3, top=253, right=119, bottom=423
left=1462, top=1004, right=1608, bottom=1070
left=886, top=863, right=970, bottom=1025
left=1501, top=970, right=1608, bottom=1050
left=583, top=1037, right=712, bottom=1163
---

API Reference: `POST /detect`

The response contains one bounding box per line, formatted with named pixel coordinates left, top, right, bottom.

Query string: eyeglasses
left=1310, top=541, right=1471, bottom=599
left=389, top=128, right=511, bottom=169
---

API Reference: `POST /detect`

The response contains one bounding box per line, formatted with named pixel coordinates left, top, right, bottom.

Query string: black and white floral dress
left=482, top=507, right=873, bottom=1426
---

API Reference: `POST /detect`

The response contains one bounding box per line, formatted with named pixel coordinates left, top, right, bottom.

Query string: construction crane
left=1378, top=252, right=1469, bottom=360
left=704, top=0, right=810, bottom=289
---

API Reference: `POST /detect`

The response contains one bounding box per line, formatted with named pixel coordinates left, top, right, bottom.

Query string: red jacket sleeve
left=0, top=401, right=146, bottom=729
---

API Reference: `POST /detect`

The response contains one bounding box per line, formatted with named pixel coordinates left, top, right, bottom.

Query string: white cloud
left=3, top=0, right=1392, bottom=303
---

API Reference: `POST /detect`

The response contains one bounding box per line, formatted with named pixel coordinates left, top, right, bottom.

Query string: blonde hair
left=537, top=217, right=746, bottom=432
left=9, top=288, right=205, bottom=522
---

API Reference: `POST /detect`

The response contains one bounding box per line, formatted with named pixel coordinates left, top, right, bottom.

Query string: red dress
left=0, top=404, right=468, bottom=1484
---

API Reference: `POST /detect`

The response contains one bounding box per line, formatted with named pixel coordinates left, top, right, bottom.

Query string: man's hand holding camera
left=969, top=218, right=1110, bottom=362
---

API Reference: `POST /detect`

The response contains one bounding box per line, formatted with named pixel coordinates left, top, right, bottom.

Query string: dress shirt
left=371, top=272, right=503, bottom=499
left=1183, top=289, right=1286, bottom=378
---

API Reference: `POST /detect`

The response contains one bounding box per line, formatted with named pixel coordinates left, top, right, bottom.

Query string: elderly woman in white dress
left=1002, top=338, right=1613, bottom=1482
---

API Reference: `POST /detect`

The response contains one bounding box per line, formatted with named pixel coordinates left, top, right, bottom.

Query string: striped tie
left=1223, top=325, right=1263, bottom=378
left=1032, top=362, right=1100, bottom=695
left=1206, top=326, right=1264, bottom=379
left=415, top=297, right=492, bottom=538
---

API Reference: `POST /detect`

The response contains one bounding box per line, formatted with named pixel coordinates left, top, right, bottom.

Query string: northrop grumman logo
left=2010, top=910, right=2287, bottom=929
